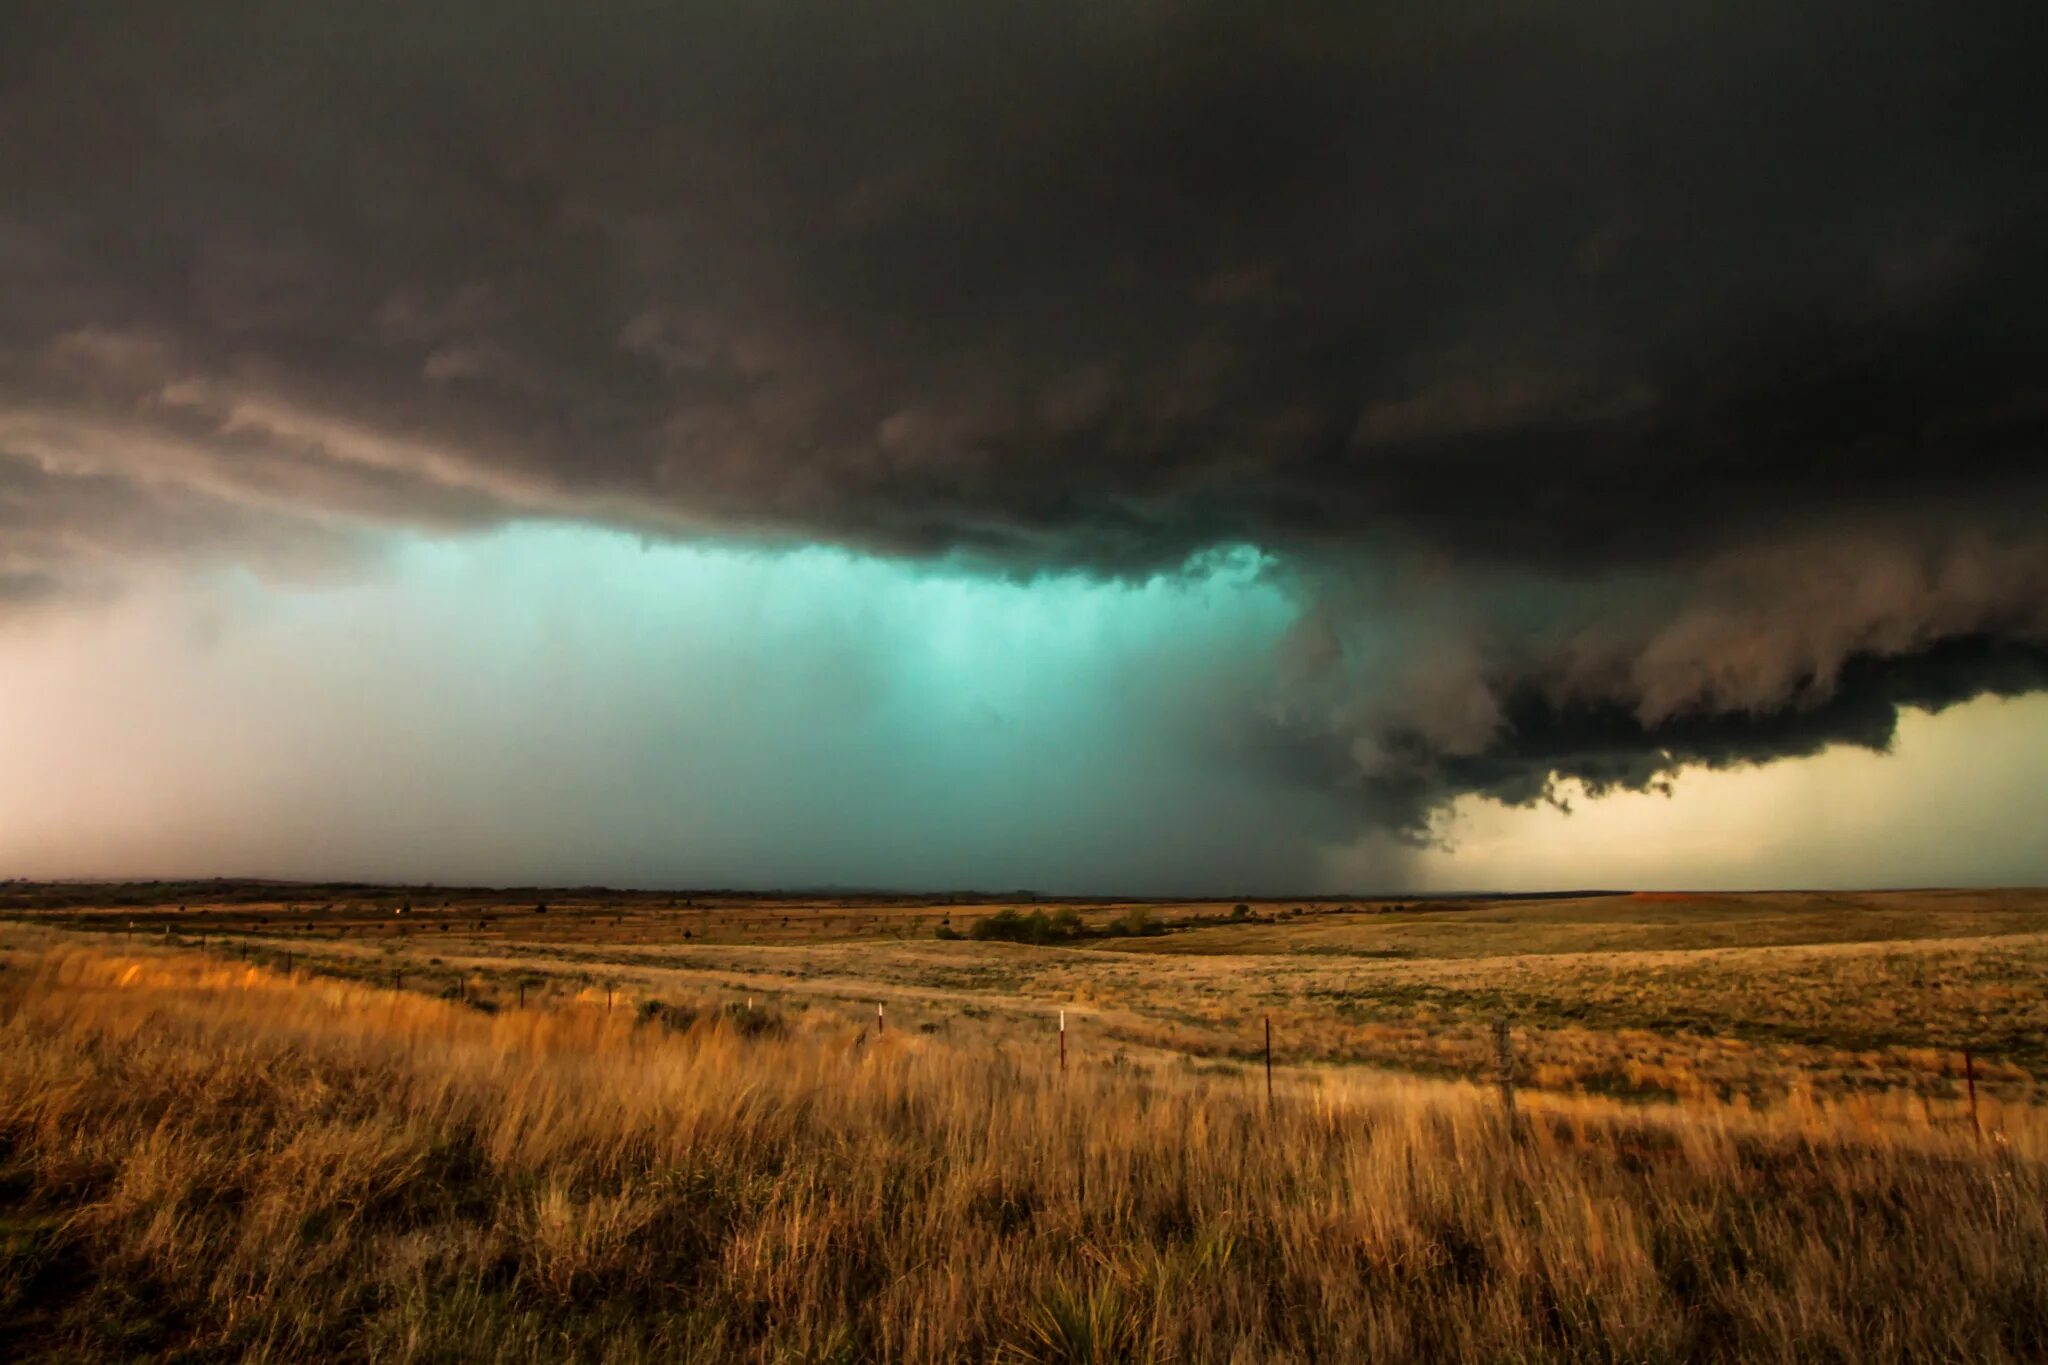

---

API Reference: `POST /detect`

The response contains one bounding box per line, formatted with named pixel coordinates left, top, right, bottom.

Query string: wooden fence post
left=1059, top=1009, right=1067, bottom=1076
left=876, top=1002, right=885, bottom=1035
left=1965, top=1050, right=1981, bottom=1140
left=518, top=979, right=526, bottom=1009
left=1494, top=1016, right=1517, bottom=1132
left=394, top=967, right=402, bottom=991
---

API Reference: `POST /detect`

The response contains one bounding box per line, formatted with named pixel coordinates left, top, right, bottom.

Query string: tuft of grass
left=1003, top=1280, right=1148, bottom=1364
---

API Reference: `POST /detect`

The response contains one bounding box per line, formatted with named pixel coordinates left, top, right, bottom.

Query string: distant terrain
left=1, top=884, right=2044, bottom=1359
left=7, top=881, right=2044, bottom=1102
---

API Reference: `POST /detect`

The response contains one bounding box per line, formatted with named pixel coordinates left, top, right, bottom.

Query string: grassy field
left=2, top=885, right=2045, bottom=1359
left=12, top=883, right=2043, bottom=1105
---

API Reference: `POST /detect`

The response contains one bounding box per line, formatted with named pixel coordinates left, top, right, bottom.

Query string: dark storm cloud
left=1264, top=627, right=2048, bottom=834
left=3, top=0, right=2044, bottom=830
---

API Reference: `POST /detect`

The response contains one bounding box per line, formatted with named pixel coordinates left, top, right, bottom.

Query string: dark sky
left=2, top=2, right=2044, bottom=885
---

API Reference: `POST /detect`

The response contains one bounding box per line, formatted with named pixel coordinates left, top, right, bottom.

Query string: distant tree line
left=936, top=906, right=1169, bottom=945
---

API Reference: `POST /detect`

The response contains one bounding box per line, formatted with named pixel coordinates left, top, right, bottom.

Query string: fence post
left=1494, top=1016, right=1517, bottom=1132
left=1264, top=1016, right=1273, bottom=1112
left=394, top=967, right=402, bottom=991
left=1060, top=1009, right=1068, bottom=1076
left=283, top=950, right=293, bottom=978
left=876, top=1002, right=885, bottom=1035
left=606, top=983, right=614, bottom=1012
left=1965, top=1050, right=1981, bottom=1140
left=518, top=979, right=526, bottom=1009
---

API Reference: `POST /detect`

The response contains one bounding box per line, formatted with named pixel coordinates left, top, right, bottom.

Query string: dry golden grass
left=17, top=886, right=2045, bottom=1113
left=2, top=939, right=2045, bottom=1362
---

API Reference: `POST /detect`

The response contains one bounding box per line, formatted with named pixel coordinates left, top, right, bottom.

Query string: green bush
left=969, top=908, right=1087, bottom=945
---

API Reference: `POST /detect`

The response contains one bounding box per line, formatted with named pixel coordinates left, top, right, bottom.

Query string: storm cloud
left=3, top=0, right=2045, bottom=837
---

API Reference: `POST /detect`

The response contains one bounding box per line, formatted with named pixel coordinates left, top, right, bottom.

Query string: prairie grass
left=21, top=887, right=2047, bottom=1108
left=2, top=942, right=2044, bottom=1362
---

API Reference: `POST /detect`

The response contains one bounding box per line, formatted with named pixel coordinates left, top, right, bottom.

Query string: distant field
left=5, top=882, right=2043, bottom=1107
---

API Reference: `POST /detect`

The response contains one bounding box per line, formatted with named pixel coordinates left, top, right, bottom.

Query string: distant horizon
left=9, top=874, right=2043, bottom=902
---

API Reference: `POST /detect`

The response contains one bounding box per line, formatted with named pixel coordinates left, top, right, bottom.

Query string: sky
left=2, top=2, right=2044, bottom=892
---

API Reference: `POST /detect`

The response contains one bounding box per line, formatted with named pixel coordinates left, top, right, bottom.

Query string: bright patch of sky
left=4, top=522, right=2042, bottom=892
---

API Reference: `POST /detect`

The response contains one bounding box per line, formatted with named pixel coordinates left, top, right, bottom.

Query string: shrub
left=720, top=1000, right=787, bottom=1038
left=970, top=908, right=1088, bottom=945
left=637, top=999, right=696, bottom=1030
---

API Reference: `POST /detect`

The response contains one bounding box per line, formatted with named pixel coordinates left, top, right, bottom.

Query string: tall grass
left=1, top=945, right=2044, bottom=1362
